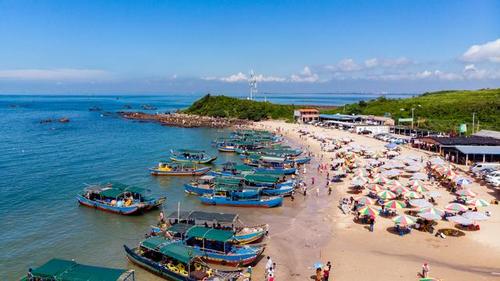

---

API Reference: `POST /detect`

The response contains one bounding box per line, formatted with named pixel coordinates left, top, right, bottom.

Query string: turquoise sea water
left=0, top=93, right=413, bottom=280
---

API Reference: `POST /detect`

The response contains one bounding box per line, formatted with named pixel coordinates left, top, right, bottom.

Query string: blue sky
left=0, top=0, right=499, bottom=94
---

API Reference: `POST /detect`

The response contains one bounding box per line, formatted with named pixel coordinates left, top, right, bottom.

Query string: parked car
left=470, top=163, right=500, bottom=173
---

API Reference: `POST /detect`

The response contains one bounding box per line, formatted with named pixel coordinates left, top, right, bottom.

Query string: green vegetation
left=184, top=94, right=295, bottom=121
left=321, top=89, right=500, bottom=134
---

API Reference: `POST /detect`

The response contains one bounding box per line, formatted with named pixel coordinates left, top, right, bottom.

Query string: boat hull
left=199, top=196, right=283, bottom=208
left=150, top=167, right=210, bottom=176
left=184, top=184, right=259, bottom=198
left=198, top=246, right=263, bottom=266
left=262, top=185, right=293, bottom=196
left=170, top=157, right=217, bottom=164
left=254, top=167, right=296, bottom=175
left=77, top=195, right=142, bottom=215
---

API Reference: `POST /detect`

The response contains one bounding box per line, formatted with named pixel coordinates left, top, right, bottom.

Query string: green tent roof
left=29, top=259, right=127, bottom=281
left=234, top=165, right=255, bottom=171
left=215, top=177, right=242, bottom=185
left=98, top=183, right=145, bottom=198
left=186, top=226, right=234, bottom=242
left=141, top=236, right=169, bottom=249
left=158, top=242, right=195, bottom=264
left=244, top=174, right=280, bottom=184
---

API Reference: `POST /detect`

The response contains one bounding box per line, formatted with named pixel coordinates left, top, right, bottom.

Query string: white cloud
left=290, top=66, right=320, bottom=82
left=461, top=38, right=500, bottom=63
left=325, top=58, right=361, bottom=72
left=202, top=72, right=286, bottom=83
left=0, top=68, right=112, bottom=82
left=463, top=64, right=500, bottom=80
left=364, top=57, right=413, bottom=68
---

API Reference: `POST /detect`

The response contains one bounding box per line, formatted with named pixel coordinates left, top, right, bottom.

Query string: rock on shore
left=119, top=112, right=249, bottom=128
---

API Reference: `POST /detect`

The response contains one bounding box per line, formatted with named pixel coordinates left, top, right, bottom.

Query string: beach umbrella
left=455, top=177, right=473, bottom=186
left=358, top=205, right=380, bottom=217
left=444, top=169, right=457, bottom=179
left=408, top=179, right=425, bottom=188
left=354, top=169, right=369, bottom=177
left=367, top=159, right=381, bottom=167
left=419, top=207, right=445, bottom=217
left=332, top=159, right=345, bottom=164
left=418, top=212, right=442, bottom=221
left=409, top=199, right=432, bottom=208
left=410, top=185, right=430, bottom=193
left=382, top=169, right=401, bottom=178
left=426, top=191, right=442, bottom=198
left=356, top=196, right=376, bottom=206
left=366, top=184, right=385, bottom=192
left=411, top=172, right=428, bottom=181
left=387, top=150, right=400, bottom=157
left=378, top=190, right=396, bottom=200
left=447, top=215, right=473, bottom=225
left=404, top=191, right=422, bottom=199
left=384, top=200, right=406, bottom=210
left=463, top=211, right=488, bottom=221
left=372, top=175, right=389, bottom=184
left=388, top=179, right=404, bottom=188
left=392, top=214, right=417, bottom=226
left=445, top=203, right=468, bottom=213
left=390, top=185, right=410, bottom=195
left=372, top=151, right=385, bottom=159
left=385, top=143, right=398, bottom=150
left=466, top=198, right=490, bottom=208
left=334, top=169, right=346, bottom=176
left=405, top=165, right=423, bottom=173
left=313, top=262, right=324, bottom=269
left=455, top=189, right=477, bottom=197
left=351, top=176, right=368, bottom=187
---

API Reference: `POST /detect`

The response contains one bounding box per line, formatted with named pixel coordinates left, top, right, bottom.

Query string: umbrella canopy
left=372, top=151, right=385, bottom=159
left=409, top=199, right=432, bottom=208
left=411, top=172, right=428, bottom=181
left=367, top=159, right=381, bottom=166
left=404, top=191, right=422, bottom=199
left=388, top=179, right=403, bottom=188
left=408, top=179, right=424, bottom=188
left=371, top=175, right=390, bottom=184
left=447, top=215, right=473, bottom=225
left=445, top=203, right=468, bottom=213
left=410, top=185, right=430, bottom=193
left=419, top=207, right=445, bottom=217
left=356, top=196, right=376, bottom=206
left=332, top=159, right=345, bottom=164
left=384, top=200, right=406, bottom=209
left=382, top=169, right=402, bottom=178
left=463, top=211, right=489, bottom=221
left=313, top=262, right=324, bottom=269
left=405, top=165, right=423, bottom=172
left=390, top=185, right=410, bottom=195
left=455, top=189, right=477, bottom=197
left=351, top=176, right=368, bottom=187
left=466, top=198, right=490, bottom=208
left=358, top=205, right=380, bottom=217
left=378, top=190, right=396, bottom=200
left=418, top=212, right=442, bottom=221
left=385, top=143, right=398, bottom=150
left=334, top=169, right=346, bottom=176
left=386, top=150, right=399, bottom=157
left=426, top=191, right=442, bottom=198
left=392, top=214, right=417, bottom=226
left=354, top=169, right=369, bottom=177
left=366, top=184, right=385, bottom=192
left=455, top=177, right=473, bottom=186
left=429, top=157, right=445, bottom=165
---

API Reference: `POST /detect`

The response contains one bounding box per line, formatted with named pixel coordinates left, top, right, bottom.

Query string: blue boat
left=262, top=185, right=294, bottom=196
left=254, top=166, right=296, bottom=175
left=150, top=161, right=211, bottom=176
left=199, top=193, right=283, bottom=208
left=76, top=183, right=165, bottom=215
left=184, top=176, right=259, bottom=198
left=293, top=156, right=312, bottom=164
left=170, top=149, right=217, bottom=164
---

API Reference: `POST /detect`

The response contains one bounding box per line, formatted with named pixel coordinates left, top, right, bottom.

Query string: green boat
left=170, top=149, right=217, bottom=164
left=21, top=258, right=135, bottom=281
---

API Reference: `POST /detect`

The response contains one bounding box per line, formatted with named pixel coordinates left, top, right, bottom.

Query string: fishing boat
left=21, top=258, right=135, bottom=281
left=184, top=176, right=259, bottom=198
left=293, top=156, right=312, bottom=164
left=125, top=237, right=240, bottom=281
left=76, top=182, right=165, bottom=215
left=208, top=162, right=255, bottom=177
left=199, top=192, right=283, bottom=208
left=150, top=161, right=211, bottom=176
left=163, top=210, right=269, bottom=244
left=170, top=149, right=217, bottom=164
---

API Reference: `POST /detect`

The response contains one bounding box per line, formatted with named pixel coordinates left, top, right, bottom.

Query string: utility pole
left=411, top=108, right=415, bottom=129
left=472, top=112, right=476, bottom=134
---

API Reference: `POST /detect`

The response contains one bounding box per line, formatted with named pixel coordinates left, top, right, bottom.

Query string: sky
left=0, top=0, right=499, bottom=94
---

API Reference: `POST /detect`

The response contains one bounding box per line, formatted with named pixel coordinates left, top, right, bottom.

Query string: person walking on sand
left=315, top=267, right=323, bottom=281
left=265, top=256, right=273, bottom=278
left=422, top=262, right=430, bottom=278
left=328, top=185, right=332, bottom=195
left=311, top=177, right=315, bottom=185
left=369, top=217, right=375, bottom=232
left=316, top=187, right=320, bottom=197
left=323, top=265, right=330, bottom=281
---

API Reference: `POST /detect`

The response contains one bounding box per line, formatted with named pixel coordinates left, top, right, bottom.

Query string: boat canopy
left=175, top=149, right=206, bottom=154
left=27, top=259, right=131, bottom=281
left=141, top=237, right=195, bottom=264
left=244, top=174, right=280, bottom=184
left=186, top=226, right=234, bottom=243
left=141, top=236, right=170, bottom=249
left=167, top=211, right=238, bottom=224
left=215, top=177, right=242, bottom=185
left=234, top=165, right=254, bottom=172
left=93, top=183, right=145, bottom=198
left=168, top=223, right=194, bottom=236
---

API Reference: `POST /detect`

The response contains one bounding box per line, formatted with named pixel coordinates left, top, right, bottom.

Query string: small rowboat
left=150, top=161, right=211, bottom=176
left=77, top=182, right=165, bottom=215
left=199, top=194, right=283, bottom=208
left=170, top=149, right=217, bottom=164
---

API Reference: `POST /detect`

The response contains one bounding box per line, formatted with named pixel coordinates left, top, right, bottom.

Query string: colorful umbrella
left=390, top=185, right=410, bottom=195
left=366, top=184, right=385, bottom=192
left=404, top=191, right=421, bottom=199
left=455, top=177, right=472, bottom=186
left=354, top=169, right=369, bottom=177
left=356, top=196, right=376, bottom=206
left=358, top=205, right=379, bottom=217
left=426, top=191, right=441, bottom=198
left=410, top=185, right=430, bottom=193
left=445, top=203, right=467, bottom=212
left=386, top=150, right=399, bottom=157
left=351, top=176, right=368, bottom=187
left=447, top=215, right=473, bottom=225
left=409, top=199, right=432, bottom=208
left=377, top=190, right=396, bottom=200
left=388, top=179, right=403, bottom=188
left=407, top=179, right=424, bottom=188
left=411, top=172, right=428, bottom=181
left=418, top=212, right=441, bottom=221
left=466, top=198, right=490, bottom=208
left=372, top=175, right=390, bottom=184
left=384, top=200, right=406, bottom=209
left=463, top=211, right=488, bottom=221
left=419, top=207, right=445, bottom=217
left=455, top=189, right=477, bottom=197
left=392, top=214, right=417, bottom=226
left=405, top=164, right=423, bottom=172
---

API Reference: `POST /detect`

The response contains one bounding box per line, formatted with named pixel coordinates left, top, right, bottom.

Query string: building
left=294, top=108, right=319, bottom=123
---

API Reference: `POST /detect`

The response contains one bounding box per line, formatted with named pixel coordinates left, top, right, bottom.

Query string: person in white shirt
left=265, top=256, right=273, bottom=277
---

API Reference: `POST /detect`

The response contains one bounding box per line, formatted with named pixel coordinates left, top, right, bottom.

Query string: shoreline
left=119, top=111, right=250, bottom=128
left=252, top=120, right=500, bottom=281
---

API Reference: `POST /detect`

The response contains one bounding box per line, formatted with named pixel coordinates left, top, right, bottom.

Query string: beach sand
left=249, top=120, right=500, bottom=281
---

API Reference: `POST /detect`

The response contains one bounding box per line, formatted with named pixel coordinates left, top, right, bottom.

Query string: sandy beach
left=248, top=120, right=500, bottom=281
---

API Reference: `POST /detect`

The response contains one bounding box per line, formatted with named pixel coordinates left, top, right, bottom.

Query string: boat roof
left=234, top=164, right=255, bottom=171
left=167, top=223, right=194, bottom=235
left=186, top=226, right=234, bottom=242
left=215, top=177, right=242, bottom=185
left=141, top=237, right=194, bottom=264
left=244, top=174, right=280, bottom=184
left=88, top=183, right=145, bottom=198
left=175, top=149, right=206, bottom=153
left=167, top=210, right=238, bottom=224
left=29, top=258, right=128, bottom=281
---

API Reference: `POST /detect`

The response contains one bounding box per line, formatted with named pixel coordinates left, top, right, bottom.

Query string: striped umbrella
left=407, top=180, right=424, bottom=188
left=384, top=200, right=406, bottom=210
left=410, top=185, right=430, bottom=193
left=419, top=207, right=445, bottom=217
left=372, top=175, right=390, bottom=184
left=411, top=172, right=428, bottom=181
left=378, top=190, right=396, bottom=200
left=466, top=198, right=490, bottom=208
left=455, top=177, right=473, bottom=186
left=354, top=169, right=369, bottom=178
left=358, top=205, right=380, bottom=217
left=356, top=196, right=376, bottom=206
left=418, top=212, right=441, bottom=221
left=388, top=180, right=403, bottom=188
left=390, top=185, right=410, bottom=195
left=404, top=191, right=421, bottom=199
left=455, top=189, right=477, bottom=197
left=448, top=215, right=473, bottom=225
left=445, top=203, right=468, bottom=213
left=392, top=214, right=417, bottom=226
left=409, top=199, right=432, bottom=208
left=351, top=176, right=368, bottom=187
left=366, top=184, right=385, bottom=192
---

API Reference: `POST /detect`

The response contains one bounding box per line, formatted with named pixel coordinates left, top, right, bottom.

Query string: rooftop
left=454, top=145, right=500, bottom=155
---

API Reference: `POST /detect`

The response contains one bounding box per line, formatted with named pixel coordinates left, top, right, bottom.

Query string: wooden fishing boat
left=21, top=258, right=135, bottom=281
left=184, top=176, right=259, bottom=198
left=208, top=162, right=255, bottom=177
left=199, top=193, right=283, bottom=208
left=150, top=161, right=211, bottom=176
left=125, top=238, right=240, bottom=281
left=76, top=183, right=165, bottom=215
left=170, top=149, right=217, bottom=164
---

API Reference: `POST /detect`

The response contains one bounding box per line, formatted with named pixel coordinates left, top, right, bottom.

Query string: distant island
left=184, top=89, right=500, bottom=133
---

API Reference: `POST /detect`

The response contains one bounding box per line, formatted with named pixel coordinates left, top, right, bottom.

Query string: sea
left=0, top=92, right=414, bottom=280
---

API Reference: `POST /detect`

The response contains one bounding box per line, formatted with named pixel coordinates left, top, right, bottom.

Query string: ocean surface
left=0, top=93, right=413, bottom=280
